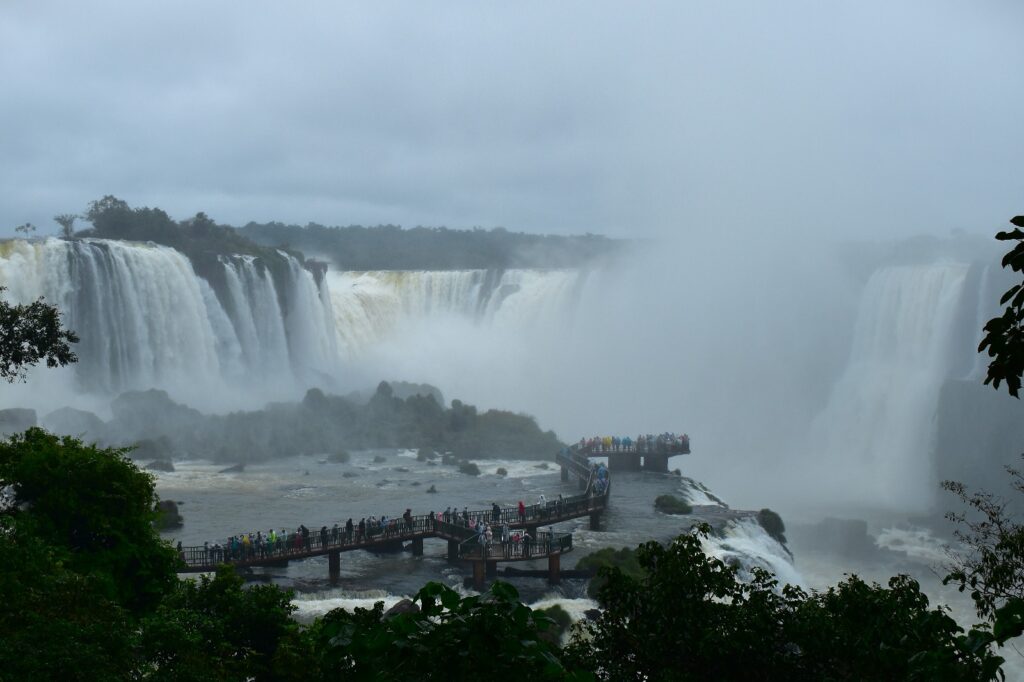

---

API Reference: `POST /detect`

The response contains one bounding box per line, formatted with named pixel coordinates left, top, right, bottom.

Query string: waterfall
left=809, top=262, right=969, bottom=510
left=325, top=269, right=584, bottom=355
left=0, top=238, right=338, bottom=404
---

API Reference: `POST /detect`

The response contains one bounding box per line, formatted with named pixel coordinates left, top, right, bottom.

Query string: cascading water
left=325, top=269, right=584, bottom=355
left=809, top=262, right=969, bottom=511
left=0, top=238, right=338, bottom=407
left=0, top=238, right=223, bottom=393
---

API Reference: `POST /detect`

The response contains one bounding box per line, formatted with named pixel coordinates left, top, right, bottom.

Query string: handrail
left=457, top=530, right=573, bottom=561
left=176, top=447, right=610, bottom=570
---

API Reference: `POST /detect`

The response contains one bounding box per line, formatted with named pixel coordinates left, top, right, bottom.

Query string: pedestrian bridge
left=175, top=446, right=607, bottom=588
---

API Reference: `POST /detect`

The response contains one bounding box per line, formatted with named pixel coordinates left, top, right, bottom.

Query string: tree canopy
left=979, top=215, right=1024, bottom=397
left=0, top=287, right=78, bottom=382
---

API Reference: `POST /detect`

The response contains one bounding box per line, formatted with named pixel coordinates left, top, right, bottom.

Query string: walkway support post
left=328, top=549, right=340, bottom=582
left=486, top=560, right=497, bottom=578
left=642, top=453, right=669, bottom=473
left=548, top=554, right=561, bottom=584
left=589, top=510, right=601, bottom=530
left=561, top=466, right=569, bottom=482
left=448, top=540, right=459, bottom=564
left=411, top=537, right=423, bottom=556
left=473, top=561, right=486, bottom=591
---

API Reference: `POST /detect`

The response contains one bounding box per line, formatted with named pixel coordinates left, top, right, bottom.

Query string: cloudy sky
left=2, top=1, right=1022, bottom=240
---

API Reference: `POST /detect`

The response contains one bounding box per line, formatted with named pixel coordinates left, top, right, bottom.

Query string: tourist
left=518, top=500, right=526, bottom=523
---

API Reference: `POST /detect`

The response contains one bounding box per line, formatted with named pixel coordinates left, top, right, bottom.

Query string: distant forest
left=239, top=221, right=622, bottom=270
left=65, top=196, right=622, bottom=271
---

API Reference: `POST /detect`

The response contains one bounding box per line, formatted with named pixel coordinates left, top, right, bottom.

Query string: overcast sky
left=2, top=1, right=1022, bottom=240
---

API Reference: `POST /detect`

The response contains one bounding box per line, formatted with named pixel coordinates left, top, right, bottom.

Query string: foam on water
left=702, top=518, right=804, bottom=588
left=875, top=525, right=949, bottom=565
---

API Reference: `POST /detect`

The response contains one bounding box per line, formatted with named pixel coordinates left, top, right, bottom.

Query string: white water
left=702, top=518, right=803, bottom=588
left=0, top=239, right=337, bottom=410
left=325, top=269, right=584, bottom=357
left=807, top=263, right=969, bottom=512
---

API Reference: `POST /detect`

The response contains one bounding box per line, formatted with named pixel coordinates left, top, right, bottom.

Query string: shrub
left=577, top=546, right=645, bottom=599
left=654, top=494, right=692, bottom=515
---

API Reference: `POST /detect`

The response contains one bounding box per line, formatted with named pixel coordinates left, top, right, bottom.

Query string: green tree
left=979, top=215, right=1024, bottom=397
left=139, top=566, right=308, bottom=682
left=0, top=429, right=178, bottom=613
left=943, top=216, right=1024, bottom=646
left=566, top=524, right=1001, bottom=681
left=54, top=212, right=77, bottom=238
left=0, top=287, right=79, bottom=381
left=308, top=580, right=584, bottom=681
left=0, top=520, right=138, bottom=681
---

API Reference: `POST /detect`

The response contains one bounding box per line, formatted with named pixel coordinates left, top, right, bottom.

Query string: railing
left=457, top=531, right=573, bottom=561
left=177, top=448, right=609, bottom=570
left=575, top=439, right=690, bottom=455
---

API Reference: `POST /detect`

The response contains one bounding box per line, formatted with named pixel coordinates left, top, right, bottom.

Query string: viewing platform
left=176, top=449, right=606, bottom=589
left=570, top=434, right=690, bottom=473
left=458, top=531, right=574, bottom=590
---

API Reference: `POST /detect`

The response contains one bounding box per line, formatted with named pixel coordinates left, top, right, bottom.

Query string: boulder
left=383, top=598, right=420, bottom=619
left=155, top=500, right=183, bottom=529
left=41, top=407, right=105, bottom=439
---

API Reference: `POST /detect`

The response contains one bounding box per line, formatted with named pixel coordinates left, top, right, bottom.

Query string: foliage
left=0, top=520, right=138, bottom=681
left=139, top=566, right=309, bottom=681
left=0, top=428, right=178, bottom=613
left=654, top=493, right=693, bottom=515
left=307, top=580, right=586, bottom=681
left=0, top=286, right=78, bottom=381
left=14, top=221, right=36, bottom=234
left=979, top=215, right=1024, bottom=397
left=757, top=508, right=787, bottom=544
left=565, top=524, right=1002, bottom=681
left=537, top=604, right=574, bottom=644
left=240, top=220, right=621, bottom=271
left=942, top=471, right=1024, bottom=651
left=54, top=212, right=77, bottom=238
left=575, top=546, right=644, bottom=600
left=943, top=218, right=1024, bottom=647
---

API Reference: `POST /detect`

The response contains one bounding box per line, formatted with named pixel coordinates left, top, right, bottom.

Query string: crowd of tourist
left=186, top=493, right=582, bottom=566
left=576, top=432, right=690, bottom=454
left=182, top=449, right=614, bottom=567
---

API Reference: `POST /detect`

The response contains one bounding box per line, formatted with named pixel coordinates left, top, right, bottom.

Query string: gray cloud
left=2, top=0, right=1022, bottom=239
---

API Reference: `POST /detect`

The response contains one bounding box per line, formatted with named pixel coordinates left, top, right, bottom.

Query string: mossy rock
left=154, top=500, right=183, bottom=529
left=757, top=508, right=787, bottom=545
left=496, top=467, right=508, bottom=477
left=458, top=461, right=481, bottom=476
left=654, top=494, right=692, bottom=515
left=416, top=448, right=438, bottom=461
left=373, top=455, right=387, bottom=463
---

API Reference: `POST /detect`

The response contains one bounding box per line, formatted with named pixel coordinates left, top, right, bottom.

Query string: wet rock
left=219, top=463, right=245, bottom=473
left=42, top=407, right=104, bottom=438
left=155, top=500, right=183, bottom=529
left=383, top=598, right=420, bottom=619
